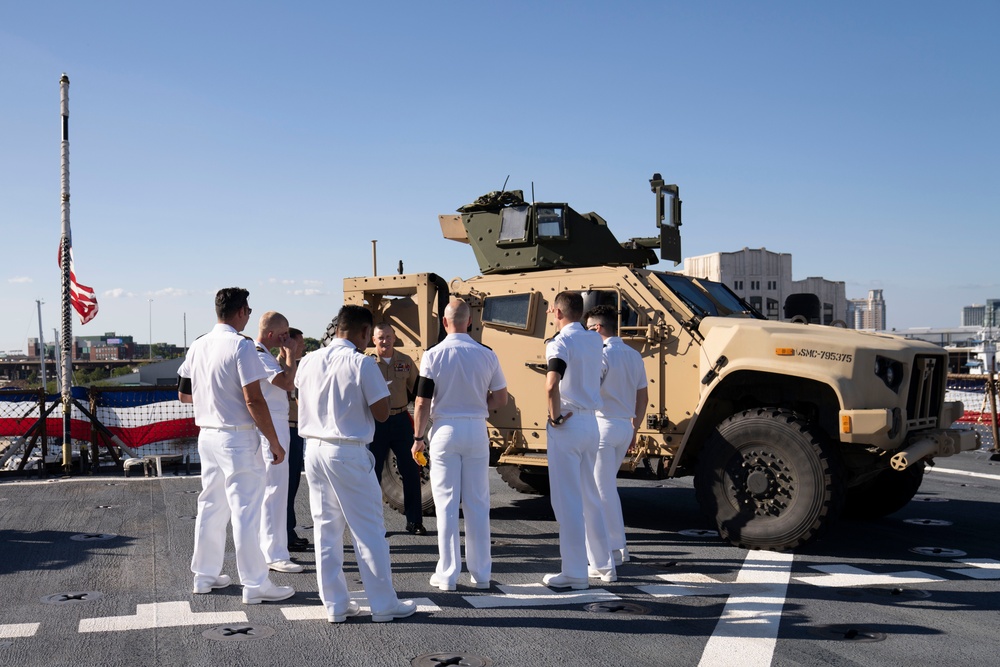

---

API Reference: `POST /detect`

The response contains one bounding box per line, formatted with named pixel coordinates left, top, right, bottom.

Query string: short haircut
left=444, top=298, right=471, bottom=325
left=584, top=304, right=618, bottom=335
left=288, top=327, right=303, bottom=339
left=336, top=305, right=374, bottom=336
left=216, top=287, right=250, bottom=320
left=373, top=322, right=395, bottom=334
left=258, top=311, right=288, bottom=335
left=554, top=291, right=583, bottom=320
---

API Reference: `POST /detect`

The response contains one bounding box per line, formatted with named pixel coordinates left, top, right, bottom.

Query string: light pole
left=148, top=299, right=153, bottom=360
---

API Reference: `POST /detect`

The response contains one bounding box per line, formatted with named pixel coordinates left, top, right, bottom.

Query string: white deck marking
left=78, top=601, right=246, bottom=632
left=0, top=623, right=40, bottom=638
left=464, top=583, right=619, bottom=609
left=638, top=551, right=792, bottom=667
left=948, top=559, right=1000, bottom=580
left=696, top=551, right=793, bottom=667
left=280, top=596, right=439, bottom=620
left=928, top=467, right=1000, bottom=482
left=793, top=564, right=945, bottom=587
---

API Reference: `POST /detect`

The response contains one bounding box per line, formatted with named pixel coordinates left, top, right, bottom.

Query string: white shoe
left=429, top=573, right=456, bottom=591
left=242, top=581, right=295, bottom=604
left=620, top=547, right=630, bottom=563
left=372, top=599, right=417, bottom=622
left=193, top=574, right=231, bottom=594
left=588, top=567, right=617, bottom=582
left=470, top=577, right=491, bottom=590
left=328, top=601, right=361, bottom=623
left=542, top=573, right=589, bottom=590
left=268, top=559, right=304, bottom=573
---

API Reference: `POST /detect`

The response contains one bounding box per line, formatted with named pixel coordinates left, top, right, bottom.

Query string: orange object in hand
left=415, top=451, right=427, bottom=467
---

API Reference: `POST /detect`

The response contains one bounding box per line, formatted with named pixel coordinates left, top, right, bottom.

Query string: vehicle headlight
left=874, top=355, right=904, bottom=392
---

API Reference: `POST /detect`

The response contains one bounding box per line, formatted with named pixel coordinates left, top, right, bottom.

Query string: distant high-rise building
left=962, top=304, right=986, bottom=327
left=683, top=247, right=847, bottom=324
left=847, top=289, right=887, bottom=330
left=987, top=299, right=1000, bottom=330
left=961, top=300, right=1000, bottom=329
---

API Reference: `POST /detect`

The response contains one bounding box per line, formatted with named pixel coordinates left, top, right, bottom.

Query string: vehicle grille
left=906, top=355, right=943, bottom=429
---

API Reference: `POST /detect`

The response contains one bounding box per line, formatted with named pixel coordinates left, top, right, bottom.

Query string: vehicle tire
left=320, top=318, right=337, bottom=346
left=380, top=449, right=435, bottom=517
left=843, top=462, right=925, bottom=519
left=694, top=408, right=844, bottom=551
left=496, top=464, right=551, bottom=495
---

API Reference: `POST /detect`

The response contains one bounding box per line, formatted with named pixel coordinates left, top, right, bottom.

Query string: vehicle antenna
left=531, top=182, right=535, bottom=206
left=500, top=175, right=509, bottom=194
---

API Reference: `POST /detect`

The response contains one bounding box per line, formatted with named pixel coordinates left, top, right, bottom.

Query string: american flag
left=57, top=242, right=99, bottom=324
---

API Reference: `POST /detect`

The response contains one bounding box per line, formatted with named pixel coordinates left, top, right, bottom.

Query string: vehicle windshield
left=651, top=272, right=764, bottom=320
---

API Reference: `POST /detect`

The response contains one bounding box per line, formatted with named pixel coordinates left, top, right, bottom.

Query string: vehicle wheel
left=843, top=462, right=925, bottom=519
left=380, top=449, right=435, bottom=517
left=496, top=464, right=551, bottom=495
left=320, top=318, right=337, bottom=346
left=694, top=408, right=844, bottom=551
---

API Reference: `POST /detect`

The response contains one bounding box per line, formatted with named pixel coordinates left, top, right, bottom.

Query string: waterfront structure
left=26, top=333, right=184, bottom=361
left=683, top=247, right=848, bottom=325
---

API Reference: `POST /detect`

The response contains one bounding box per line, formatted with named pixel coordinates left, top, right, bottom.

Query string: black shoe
left=405, top=522, right=428, bottom=536
left=288, top=541, right=313, bottom=553
left=289, top=536, right=309, bottom=547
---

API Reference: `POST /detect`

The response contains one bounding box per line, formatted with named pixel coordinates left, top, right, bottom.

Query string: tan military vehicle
left=338, top=175, right=978, bottom=551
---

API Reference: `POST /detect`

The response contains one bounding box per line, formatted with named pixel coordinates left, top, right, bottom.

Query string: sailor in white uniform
left=294, top=305, right=416, bottom=623
left=542, top=291, right=616, bottom=590
left=585, top=305, right=648, bottom=566
left=178, top=287, right=294, bottom=605
left=253, top=310, right=303, bottom=574
left=411, top=299, right=508, bottom=591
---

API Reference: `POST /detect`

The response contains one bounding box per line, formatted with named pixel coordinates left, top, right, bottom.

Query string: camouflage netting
left=456, top=189, right=527, bottom=213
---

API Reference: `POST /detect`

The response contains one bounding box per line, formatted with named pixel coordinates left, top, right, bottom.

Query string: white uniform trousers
left=428, top=417, right=492, bottom=586
left=595, top=416, right=633, bottom=553
left=259, top=413, right=291, bottom=563
left=191, top=427, right=269, bottom=590
left=546, top=408, right=615, bottom=578
left=304, top=438, right=400, bottom=617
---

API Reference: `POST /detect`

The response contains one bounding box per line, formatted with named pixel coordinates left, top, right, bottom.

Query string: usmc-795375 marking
left=797, top=348, right=853, bottom=363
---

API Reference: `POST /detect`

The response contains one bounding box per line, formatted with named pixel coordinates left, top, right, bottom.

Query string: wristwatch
left=548, top=414, right=565, bottom=426
left=413, top=435, right=426, bottom=442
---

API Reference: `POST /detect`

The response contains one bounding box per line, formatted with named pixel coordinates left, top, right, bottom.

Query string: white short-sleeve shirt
left=597, top=337, right=647, bottom=420
left=255, top=343, right=290, bottom=415
left=177, top=323, right=267, bottom=428
left=294, top=338, right=390, bottom=443
left=418, top=333, right=506, bottom=419
left=545, top=321, right=603, bottom=411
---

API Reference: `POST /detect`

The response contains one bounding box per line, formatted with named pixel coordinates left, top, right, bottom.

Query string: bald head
left=257, top=311, right=289, bottom=347
left=443, top=299, right=471, bottom=334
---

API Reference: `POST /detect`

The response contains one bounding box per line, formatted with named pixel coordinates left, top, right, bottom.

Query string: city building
left=959, top=300, right=1000, bottom=330
left=683, top=247, right=849, bottom=325
left=963, top=304, right=986, bottom=328
left=847, top=289, right=887, bottom=331
left=28, top=333, right=136, bottom=361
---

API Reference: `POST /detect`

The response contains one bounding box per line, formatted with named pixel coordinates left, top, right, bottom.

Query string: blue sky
left=1, top=1, right=997, bottom=353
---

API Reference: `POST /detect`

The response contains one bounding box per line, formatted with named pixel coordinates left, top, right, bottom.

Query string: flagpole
left=59, top=73, right=74, bottom=474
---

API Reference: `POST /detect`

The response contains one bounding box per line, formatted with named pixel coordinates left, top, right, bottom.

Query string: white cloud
left=103, top=288, right=136, bottom=298
left=302, top=279, right=323, bottom=287
left=150, top=287, right=191, bottom=298
left=7, top=276, right=32, bottom=284
left=289, top=289, right=326, bottom=296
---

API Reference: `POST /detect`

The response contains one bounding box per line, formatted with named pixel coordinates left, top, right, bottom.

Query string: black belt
left=389, top=406, right=409, bottom=416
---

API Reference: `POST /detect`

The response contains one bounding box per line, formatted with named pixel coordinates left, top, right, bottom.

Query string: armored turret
left=438, top=174, right=682, bottom=275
